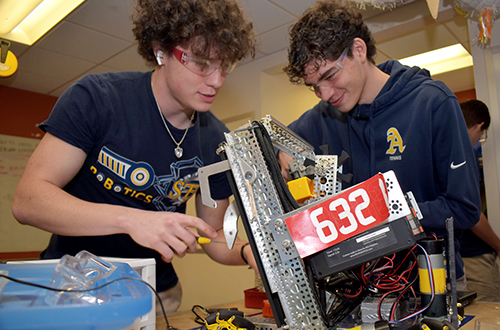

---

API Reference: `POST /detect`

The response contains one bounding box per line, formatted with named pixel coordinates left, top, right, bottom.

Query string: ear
left=470, top=122, right=483, bottom=133
left=471, top=123, right=483, bottom=137
left=352, top=37, right=367, bottom=62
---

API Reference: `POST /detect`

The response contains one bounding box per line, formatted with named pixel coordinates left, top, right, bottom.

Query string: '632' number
left=285, top=173, right=390, bottom=258
left=309, top=188, right=376, bottom=243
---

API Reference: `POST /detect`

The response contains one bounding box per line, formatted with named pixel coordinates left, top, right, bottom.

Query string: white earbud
left=156, top=50, right=164, bottom=65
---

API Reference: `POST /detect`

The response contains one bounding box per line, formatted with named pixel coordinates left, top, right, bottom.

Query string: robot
left=198, top=116, right=459, bottom=330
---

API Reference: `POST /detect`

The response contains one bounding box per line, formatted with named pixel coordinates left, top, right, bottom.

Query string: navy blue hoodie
left=288, top=60, right=481, bottom=278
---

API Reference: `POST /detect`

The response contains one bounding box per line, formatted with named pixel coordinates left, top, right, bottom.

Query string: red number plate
left=285, top=173, right=390, bottom=258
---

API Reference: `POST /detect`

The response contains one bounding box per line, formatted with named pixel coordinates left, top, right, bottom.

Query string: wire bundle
left=309, top=239, right=441, bottom=328
left=359, top=247, right=419, bottom=322
left=358, top=242, right=438, bottom=326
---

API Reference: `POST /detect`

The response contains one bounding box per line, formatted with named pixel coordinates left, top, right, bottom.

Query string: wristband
left=240, top=242, right=250, bottom=264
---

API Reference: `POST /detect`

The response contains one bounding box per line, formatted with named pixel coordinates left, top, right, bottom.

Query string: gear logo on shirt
left=94, top=147, right=201, bottom=210
left=98, top=146, right=155, bottom=190
left=386, top=127, right=406, bottom=159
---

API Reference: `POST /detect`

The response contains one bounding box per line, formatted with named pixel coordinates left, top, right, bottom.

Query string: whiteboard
left=0, top=134, right=51, bottom=252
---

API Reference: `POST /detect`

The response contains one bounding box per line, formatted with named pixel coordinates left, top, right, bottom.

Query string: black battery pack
left=305, top=216, right=424, bottom=280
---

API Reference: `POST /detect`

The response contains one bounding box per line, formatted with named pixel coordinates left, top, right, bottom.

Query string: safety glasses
left=170, top=47, right=236, bottom=77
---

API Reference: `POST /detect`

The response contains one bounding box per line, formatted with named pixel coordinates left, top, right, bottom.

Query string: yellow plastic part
left=287, top=177, right=315, bottom=203
left=205, top=315, right=244, bottom=330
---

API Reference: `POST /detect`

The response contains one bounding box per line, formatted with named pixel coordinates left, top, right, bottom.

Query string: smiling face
left=304, top=46, right=366, bottom=113
left=302, top=38, right=388, bottom=113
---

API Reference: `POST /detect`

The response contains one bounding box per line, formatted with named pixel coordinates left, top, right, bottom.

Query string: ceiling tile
left=35, top=22, right=132, bottom=63
left=0, top=0, right=476, bottom=96
left=257, top=24, right=291, bottom=55
left=1, top=70, right=68, bottom=95
left=48, top=65, right=122, bottom=97
left=237, top=51, right=267, bottom=67
left=49, top=80, right=78, bottom=98
left=66, top=0, right=136, bottom=42
left=86, top=64, right=122, bottom=75
left=17, top=47, right=95, bottom=81
left=240, top=0, right=296, bottom=34
left=268, top=0, right=316, bottom=17
left=100, top=45, right=151, bottom=72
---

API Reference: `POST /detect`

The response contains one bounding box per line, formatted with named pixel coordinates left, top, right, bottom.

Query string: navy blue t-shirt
left=39, top=71, right=232, bottom=291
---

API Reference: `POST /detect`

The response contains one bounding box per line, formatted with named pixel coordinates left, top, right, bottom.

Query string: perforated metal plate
left=223, top=122, right=326, bottom=330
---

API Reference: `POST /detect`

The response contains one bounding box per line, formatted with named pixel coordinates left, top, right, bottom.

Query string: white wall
left=212, top=50, right=319, bottom=125
left=468, top=19, right=500, bottom=239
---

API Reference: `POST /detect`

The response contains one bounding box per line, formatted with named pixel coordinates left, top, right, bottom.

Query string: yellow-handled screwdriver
left=197, top=237, right=242, bottom=245
left=197, top=237, right=213, bottom=244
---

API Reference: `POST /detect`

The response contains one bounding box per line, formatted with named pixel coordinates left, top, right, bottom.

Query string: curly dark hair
left=132, top=0, right=256, bottom=66
left=284, top=0, right=377, bottom=84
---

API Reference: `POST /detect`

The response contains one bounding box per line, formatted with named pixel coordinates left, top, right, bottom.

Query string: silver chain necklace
left=153, top=95, right=195, bottom=159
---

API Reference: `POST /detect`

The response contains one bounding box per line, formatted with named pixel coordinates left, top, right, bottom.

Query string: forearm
left=418, top=191, right=480, bottom=231
left=201, top=230, right=251, bottom=266
left=11, top=132, right=128, bottom=236
left=196, top=196, right=257, bottom=270
left=470, top=213, right=500, bottom=256
left=13, top=177, right=220, bottom=262
left=12, top=178, right=133, bottom=236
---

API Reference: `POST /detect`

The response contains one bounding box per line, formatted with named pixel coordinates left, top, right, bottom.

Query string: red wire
left=343, top=282, right=364, bottom=298
left=365, top=248, right=419, bottom=321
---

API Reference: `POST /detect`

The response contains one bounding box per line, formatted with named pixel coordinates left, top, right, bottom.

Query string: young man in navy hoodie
left=279, top=0, right=481, bottom=289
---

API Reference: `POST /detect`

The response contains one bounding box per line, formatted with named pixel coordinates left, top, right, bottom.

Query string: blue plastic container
left=0, top=262, right=152, bottom=330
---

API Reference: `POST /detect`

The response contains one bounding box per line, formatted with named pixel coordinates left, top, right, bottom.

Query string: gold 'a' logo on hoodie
left=386, top=127, right=406, bottom=155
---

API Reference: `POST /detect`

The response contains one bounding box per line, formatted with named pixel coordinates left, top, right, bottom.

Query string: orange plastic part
left=262, top=299, right=274, bottom=318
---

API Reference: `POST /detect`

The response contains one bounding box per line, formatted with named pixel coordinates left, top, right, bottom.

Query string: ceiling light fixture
left=0, top=0, right=86, bottom=46
left=399, top=43, right=473, bottom=76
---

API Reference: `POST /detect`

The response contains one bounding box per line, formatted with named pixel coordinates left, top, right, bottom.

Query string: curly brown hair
left=284, top=0, right=377, bottom=84
left=132, top=0, right=256, bottom=66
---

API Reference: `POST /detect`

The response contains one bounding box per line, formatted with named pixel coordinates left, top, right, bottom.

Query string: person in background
left=459, top=99, right=500, bottom=301
left=12, top=0, right=256, bottom=314
left=279, top=0, right=481, bottom=289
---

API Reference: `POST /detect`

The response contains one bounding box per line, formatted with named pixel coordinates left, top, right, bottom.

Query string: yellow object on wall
left=0, top=40, right=17, bottom=77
